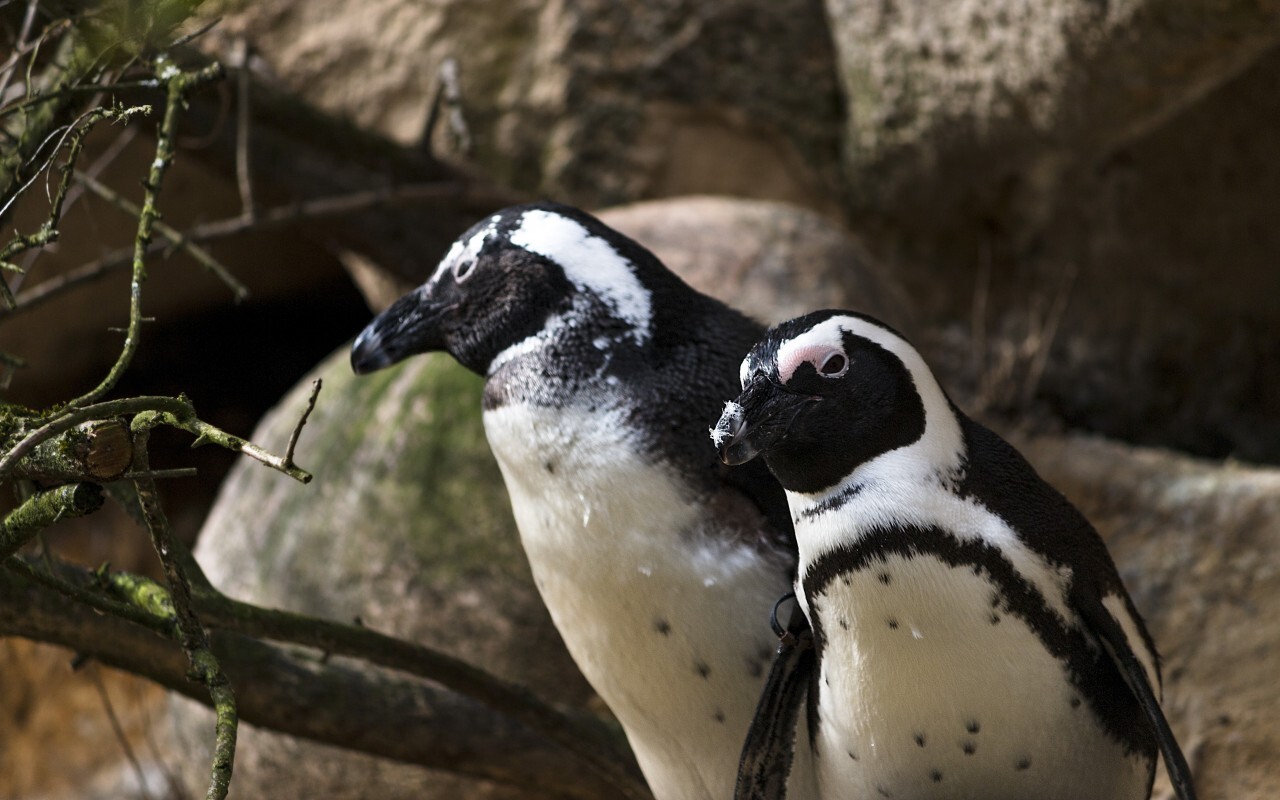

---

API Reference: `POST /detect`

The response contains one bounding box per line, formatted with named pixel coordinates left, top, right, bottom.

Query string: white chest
left=793, top=487, right=1150, bottom=800
left=482, top=401, right=799, bottom=800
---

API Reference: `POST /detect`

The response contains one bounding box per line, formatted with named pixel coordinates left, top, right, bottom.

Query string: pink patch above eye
left=779, top=343, right=847, bottom=383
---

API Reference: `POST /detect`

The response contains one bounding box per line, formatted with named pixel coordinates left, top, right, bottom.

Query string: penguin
left=350, top=202, right=813, bottom=800
left=712, top=310, right=1197, bottom=800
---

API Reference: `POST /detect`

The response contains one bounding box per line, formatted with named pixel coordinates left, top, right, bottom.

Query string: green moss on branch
left=104, top=570, right=176, bottom=620
left=7, top=418, right=132, bottom=483
left=0, top=483, right=103, bottom=560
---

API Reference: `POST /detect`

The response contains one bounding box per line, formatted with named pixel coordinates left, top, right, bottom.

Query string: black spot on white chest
left=798, top=532, right=1154, bottom=799
left=482, top=400, right=799, bottom=796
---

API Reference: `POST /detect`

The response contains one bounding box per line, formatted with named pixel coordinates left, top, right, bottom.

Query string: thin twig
left=420, top=57, right=471, bottom=156
left=0, top=17, right=95, bottom=222
left=87, top=664, right=157, bottom=800
left=1020, top=263, right=1078, bottom=406
left=439, top=59, right=472, bottom=155
left=133, top=679, right=186, bottom=800
left=0, top=127, right=62, bottom=221
left=283, top=378, right=321, bottom=468
left=0, top=79, right=163, bottom=119
left=64, top=57, right=224, bottom=409
left=0, top=106, right=150, bottom=274
left=73, top=170, right=249, bottom=301
left=130, top=421, right=236, bottom=800
left=0, top=0, right=41, bottom=103
left=232, top=39, right=255, bottom=221
left=119, top=467, right=198, bottom=480
left=0, top=395, right=313, bottom=485
left=169, top=16, right=223, bottom=49
left=9, top=120, right=144, bottom=297
left=9, top=181, right=473, bottom=316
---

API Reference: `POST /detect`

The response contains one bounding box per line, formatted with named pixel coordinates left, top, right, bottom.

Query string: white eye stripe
left=778, top=342, right=848, bottom=384
left=431, top=217, right=498, bottom=289
left=509, top=209, right=652, bottom=344
left=453, top=257, right=476, bottom=282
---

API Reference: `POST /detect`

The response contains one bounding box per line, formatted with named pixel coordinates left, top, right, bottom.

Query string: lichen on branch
left=0, top=482, right=103, bottom=561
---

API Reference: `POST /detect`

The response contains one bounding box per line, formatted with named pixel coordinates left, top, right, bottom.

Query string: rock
left=823, top=0, right=1280, bottom=464
left=205, top=0, right=844, bottom=215
left=600, top=196, right=913, bottom=331
left=825, top=0, right=1280, bottom=234
left=160, top=350, right=596, bottom=800
left=1016, top=434, right=1280, bottom=800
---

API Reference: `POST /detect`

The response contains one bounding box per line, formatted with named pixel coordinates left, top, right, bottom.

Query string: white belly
left=484, top=402, right=803, bottom=800
left=804, top=552, right=1150, bottom=800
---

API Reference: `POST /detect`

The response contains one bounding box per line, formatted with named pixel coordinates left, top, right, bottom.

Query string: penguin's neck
left=481, top=304, right=645, bottom=410
left=786, top=414, right=968, bottom=554
left=787, top=420, right=1085, bottom=672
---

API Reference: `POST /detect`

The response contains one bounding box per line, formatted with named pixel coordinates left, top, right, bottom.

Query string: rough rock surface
left=209, top=0, right=843, bottom=214
left=1017, top=434, right=1280, bottom=800
left=601, top=196, right=913, bottom=331
left=158, top=351, right=594, bottom=800
left=823, top=0, right=1280, bottom=463
left=826, top=0, right=1280, bottom=218
left=192, top=0, right=1280, bottom=463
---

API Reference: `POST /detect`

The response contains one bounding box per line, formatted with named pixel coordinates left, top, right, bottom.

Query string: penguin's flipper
left=1075, top=592, right=1198, bottom=800
left=735, top=596, right=814, bottom=800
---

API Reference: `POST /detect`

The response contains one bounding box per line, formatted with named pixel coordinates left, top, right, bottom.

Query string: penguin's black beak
left=713, top=377, right=813, bottom=466
left=351, top=286, right=454, bottom=374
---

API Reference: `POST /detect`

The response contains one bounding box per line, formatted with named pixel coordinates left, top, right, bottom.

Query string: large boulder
left=161, top=350, right=594, bottom=800
left=1019, top=434, right=1280, bottom=800
left=208, top=0, right=844, bottom=215
left=824, top=0, right=1280, bottom=463
left=600, top=196, right=912, bottom=331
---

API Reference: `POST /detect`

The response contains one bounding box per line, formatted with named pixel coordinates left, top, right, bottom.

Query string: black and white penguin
left=713, top=310, right=1196, bottom=800
left=351, top=202, right=812, bottom=800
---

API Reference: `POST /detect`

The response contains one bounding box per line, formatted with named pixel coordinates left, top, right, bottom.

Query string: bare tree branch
left=283, top=378, right=321, bottom=468
left=0, top=559, right=637, bottom=800
left=8, top=180, right=502, bottom=317
left=73, top=170, right=250, bottom=302
left=66, top=56, right=224, bottom=409
left=0, top=395, right=314, bottom=485
left=0, top=482, right=103, bottom=561
left=130, top=419, right=237, bottom=800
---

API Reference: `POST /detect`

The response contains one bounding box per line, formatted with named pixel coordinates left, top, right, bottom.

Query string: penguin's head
left=351, top=202, right=657, bottom=376
left=712, top=310, right=958, bottom=495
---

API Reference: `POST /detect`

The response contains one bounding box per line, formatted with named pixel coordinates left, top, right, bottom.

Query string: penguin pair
left=353, top=203, right=1194, bottom=800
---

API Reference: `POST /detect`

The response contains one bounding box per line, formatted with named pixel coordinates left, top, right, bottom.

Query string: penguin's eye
left=453, top=259, right=476, bottom=283
left=819, top=353, right=847, bottom=377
